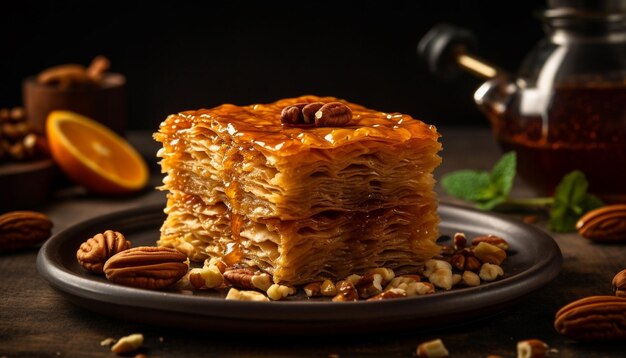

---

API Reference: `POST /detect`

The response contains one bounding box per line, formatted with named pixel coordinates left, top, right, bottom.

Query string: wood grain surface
left=1, top=128, right=624, bottom=357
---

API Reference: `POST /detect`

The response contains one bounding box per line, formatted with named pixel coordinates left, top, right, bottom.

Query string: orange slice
left=46, top=110, right=149, bottom=194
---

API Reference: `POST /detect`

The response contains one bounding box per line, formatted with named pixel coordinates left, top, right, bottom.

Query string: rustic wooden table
left=1, top=128, right=624, bottom=357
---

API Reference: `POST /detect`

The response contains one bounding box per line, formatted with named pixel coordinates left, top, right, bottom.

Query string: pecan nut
left=0, top=211, right=53, bottom=252
left=103, top=246, right=188, bottom=290
left=554, top=295, right=626, bottom=341
left=471, top=234, right=509, bottom=251
left=280, top=103, right=307, bottom=125
left=76, top=230, right=131, bottom=274
left=314, top=102, right=352, bottom=127
left=613, top=269, right=626, bottom=297
left=576, top=204, right=626, bottom=243
left=223, top=267, right=272, bottom=291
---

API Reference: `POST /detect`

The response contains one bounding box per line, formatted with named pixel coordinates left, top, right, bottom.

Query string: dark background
left=0, top=0, right=546, bottom=130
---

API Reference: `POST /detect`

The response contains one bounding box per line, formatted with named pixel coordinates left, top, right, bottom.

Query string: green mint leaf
left=441, top=171, right=491, bottom=202
left=441, top=151, right=517, bottom=210
left=549, top=170, right=603, bottom=232
left=490, top=151, right=517, bottom=197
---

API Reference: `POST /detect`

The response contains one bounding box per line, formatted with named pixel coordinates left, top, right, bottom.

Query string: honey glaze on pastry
left=154, top=95, right=442, bottom=285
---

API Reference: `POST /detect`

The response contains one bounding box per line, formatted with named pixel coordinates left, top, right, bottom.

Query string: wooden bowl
left=0, top=159, right=55, bottom=213
left=22, top=73, right=127, bottom=135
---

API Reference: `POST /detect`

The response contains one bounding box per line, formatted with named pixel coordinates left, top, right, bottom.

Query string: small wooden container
left=22, top=73, right=127, bottom=135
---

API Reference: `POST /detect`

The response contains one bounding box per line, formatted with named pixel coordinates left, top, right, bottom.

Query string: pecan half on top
left=76, top=230, right=131, bottom=274
left=103, top=246, right=188, bottom=290
left=280, top=102, right=352, bottom=127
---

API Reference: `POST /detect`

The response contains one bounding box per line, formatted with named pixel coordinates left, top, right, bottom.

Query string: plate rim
left=37, top=203, right=562, bottom=323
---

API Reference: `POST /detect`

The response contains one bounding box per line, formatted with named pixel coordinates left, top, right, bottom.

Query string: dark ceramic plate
left=37, top=203, right=562, bottom=334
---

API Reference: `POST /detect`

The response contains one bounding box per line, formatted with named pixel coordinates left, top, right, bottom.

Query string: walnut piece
left=225, top=288, right=270, bottom=302
left=76, top=230, right=131, bottom=274
left=189, top=265, right=224, bottom=289
left=473, top=242, right=507, bottom=265
left=267, top=284, right=295, bottom=301
left=479, top=263, right=504, bottom=282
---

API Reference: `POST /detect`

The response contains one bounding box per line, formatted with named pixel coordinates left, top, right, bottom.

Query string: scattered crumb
left=100, top=337, right=117, bottom=346
left=135, top=354, right=148, bottom=358
left=159, top=336, right=164, bottom=343
left=111, top=333, right=144, bottom=354
left=328, top=354, right=340, bottom=358
left=180, top=290, right=194, bottom=295
left=522, top=215, right=539, bottom=224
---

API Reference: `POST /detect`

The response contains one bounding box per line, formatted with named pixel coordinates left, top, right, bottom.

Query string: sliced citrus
left=46, top=110, right=149, bottom=194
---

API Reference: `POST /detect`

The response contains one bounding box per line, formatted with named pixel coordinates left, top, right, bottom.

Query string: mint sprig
left=441, top=151, right=603, bottom=232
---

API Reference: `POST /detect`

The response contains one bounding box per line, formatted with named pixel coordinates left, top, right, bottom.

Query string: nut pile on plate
left=76, top=230, right=511, bottom=302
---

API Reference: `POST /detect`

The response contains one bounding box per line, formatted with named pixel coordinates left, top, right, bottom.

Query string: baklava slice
left=155, top=95, right=442, bottom=285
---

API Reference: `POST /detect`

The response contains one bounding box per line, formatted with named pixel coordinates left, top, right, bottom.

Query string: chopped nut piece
left=267, top=284, right=293, bottom=301
left=367, top=288, right=407, bottom=301
left=473, top=242, right=507, bottom=265
left=355, top=273, right=384, bottom=298
left=479, top=263, right=504, bottom=282
left=321, top=279, right=337, bottom=296
left=385, top=276, right=418, bottom=290
left=453, top=232, right=466, bottom=250
left=424, top=259, right=452, bottom=278
left=100, top=337, right=116, bottom=346
left=332, top=280, right=358, bottom=302
left=204, top=257, right=227, bottom=273
left=450, top=253, right=465, bottom=271
left=303, top=282, right=322, bottom=297
left=365, top=267, right=395, bottom=284
left=452, top=273, right=462, bottom=286
left=111, top=333, right=143, bottom=354
left=413, top=282, right=436, bottom=295
left=223, top=268, right=271, bottom=291
left=429, top=268, right=453, bottom=290
left=225, top=288, right=270, bottom=302
left=344, top=274, right=362, bottom=285
left=387, top=276, right=435, bottom=296
left=462, top=271, right=480, bottom=287
left=464, top=255, right=483, bottom=271
left=189, top=265, right=224, bottom=289
left=517, top=339, right=549, bottom=358
left=416, top=338, right=449, bottom=358
left=472, top=234, right=510, bottom=251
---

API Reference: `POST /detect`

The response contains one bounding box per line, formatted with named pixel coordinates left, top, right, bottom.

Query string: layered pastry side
left=154, top=95, right=442, bottom=285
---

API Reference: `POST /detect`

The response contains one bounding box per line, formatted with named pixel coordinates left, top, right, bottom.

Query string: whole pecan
left=576, top=204, right=626, bottom=243
left=314, top=102, right=352, bottom=127
left=0, top=211, right=53, bottom=252
left=280, top=103, right=307, bottom=125
left=76, top=230, right=131, bottom=274
left=613, top=269, right=626, bottom=297
left=554, top=295, right=626, bottom=341
left=103, top=246, right=188, bottom=290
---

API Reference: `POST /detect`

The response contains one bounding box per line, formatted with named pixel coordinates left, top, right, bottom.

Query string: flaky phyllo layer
left=155, top=95, right=442, bottom=285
